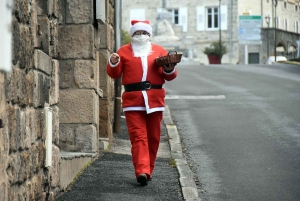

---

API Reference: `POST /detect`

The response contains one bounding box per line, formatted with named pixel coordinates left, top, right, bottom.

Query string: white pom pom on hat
left=129, top=20, right=153, bottom=37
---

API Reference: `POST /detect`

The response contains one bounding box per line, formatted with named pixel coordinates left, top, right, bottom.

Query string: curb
left=163, top=105, right=201, bottom=201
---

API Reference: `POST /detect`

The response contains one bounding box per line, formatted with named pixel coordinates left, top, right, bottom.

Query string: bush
left=203, top=41, right=228, bottom=58
left=122, top=30, right=131, bottom=45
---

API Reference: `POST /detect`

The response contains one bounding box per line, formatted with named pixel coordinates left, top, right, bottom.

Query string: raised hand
left=110, top=53, right=120, bottom=64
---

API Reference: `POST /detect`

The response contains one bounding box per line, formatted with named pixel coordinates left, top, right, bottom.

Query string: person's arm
left=106, top=52, right=123, bottom=79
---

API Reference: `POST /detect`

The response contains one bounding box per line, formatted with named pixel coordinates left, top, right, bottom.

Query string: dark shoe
left=137, top=174, right=148, bottom=186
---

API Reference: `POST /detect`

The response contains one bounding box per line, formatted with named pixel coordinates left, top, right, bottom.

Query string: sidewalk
left=57, top=106, right=199, bottom=201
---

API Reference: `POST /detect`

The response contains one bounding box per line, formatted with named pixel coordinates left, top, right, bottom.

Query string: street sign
left=238, top=15, right=262, bottom=44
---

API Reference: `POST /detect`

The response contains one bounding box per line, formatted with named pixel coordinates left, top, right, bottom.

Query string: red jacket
left=107, top=43, right=177, bottom=113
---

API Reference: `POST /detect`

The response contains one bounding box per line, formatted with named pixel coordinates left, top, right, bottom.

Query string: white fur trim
left=130, top=22, right=152, bottom=37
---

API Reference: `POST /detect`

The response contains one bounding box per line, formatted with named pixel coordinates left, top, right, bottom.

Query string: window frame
left=206, top=6, right=220, bottom=30
left=168, top=9, right=179, bottom=25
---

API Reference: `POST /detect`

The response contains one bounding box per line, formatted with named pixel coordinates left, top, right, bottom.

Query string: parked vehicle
left=267, top=56, right=287, bottom=64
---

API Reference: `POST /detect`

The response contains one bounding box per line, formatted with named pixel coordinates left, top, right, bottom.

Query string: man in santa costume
left=106, top=19, right=178, bottom=186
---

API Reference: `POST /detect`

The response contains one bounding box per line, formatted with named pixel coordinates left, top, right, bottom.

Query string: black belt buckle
left=144, top=81, right=151, bottom=90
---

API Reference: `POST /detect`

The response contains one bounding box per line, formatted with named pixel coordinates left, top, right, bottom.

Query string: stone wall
left=0, top=0, right=116, bottom=200
left=0, top=0, right=61, bottom=200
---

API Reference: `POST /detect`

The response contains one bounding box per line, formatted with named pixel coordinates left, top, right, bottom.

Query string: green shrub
left=122, top=29, right=131, bottom=45
left=203, top=41, right=228, bottom=58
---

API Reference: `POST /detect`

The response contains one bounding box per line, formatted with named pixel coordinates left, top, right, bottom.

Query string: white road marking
left=165, top=95, right=226, bottom=100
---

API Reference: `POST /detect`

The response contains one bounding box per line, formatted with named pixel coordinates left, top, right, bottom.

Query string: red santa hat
left=129, top=20, right=152, bottom=37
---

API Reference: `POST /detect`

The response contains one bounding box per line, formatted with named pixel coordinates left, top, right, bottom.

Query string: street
left=164, top=63, right=300, bottom=201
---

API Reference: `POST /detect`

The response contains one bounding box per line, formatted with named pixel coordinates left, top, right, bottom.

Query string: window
left=295, top=21, right=298, bottom=33
left=284, top=2, right=287, bottom=8
left=168, top=9, right=179, bottom=25
left=206, top=7, right=219, bottom=29
left=296, top=5, right=298, bottom=11
left=168, top=8, right=188, bottom=32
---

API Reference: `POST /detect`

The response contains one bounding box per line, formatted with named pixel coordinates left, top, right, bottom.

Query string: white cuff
left=109, top=54, right=120, bottom=67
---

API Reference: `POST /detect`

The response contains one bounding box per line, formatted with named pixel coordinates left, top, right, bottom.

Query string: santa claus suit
left=106, top=20, right=177, bottom=181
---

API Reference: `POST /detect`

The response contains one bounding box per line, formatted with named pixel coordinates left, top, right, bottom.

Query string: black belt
left=124, top=81, right=162, bottom=92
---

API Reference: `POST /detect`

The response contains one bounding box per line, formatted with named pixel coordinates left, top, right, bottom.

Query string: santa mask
left=132, top=34, right=150, bottom=45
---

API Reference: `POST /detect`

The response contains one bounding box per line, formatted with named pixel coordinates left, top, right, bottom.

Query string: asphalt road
left=164, top=63, right=300, bottom=201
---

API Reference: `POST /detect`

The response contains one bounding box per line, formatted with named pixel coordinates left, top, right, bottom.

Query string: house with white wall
left=122, top=0, right=300, bottom=64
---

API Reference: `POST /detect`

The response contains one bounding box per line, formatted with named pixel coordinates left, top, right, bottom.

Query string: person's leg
left=146, top=111, right=163, bottom=177
left=125, top=111, right=151, bottom=180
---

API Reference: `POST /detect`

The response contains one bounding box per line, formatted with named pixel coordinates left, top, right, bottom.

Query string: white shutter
left=196, top=6, right=205, bottom=31
left=179, top=7, right=188, bottom=32
left=220, top=5, right=227, bottom=30
left=277, top=17, right=280, bottom=29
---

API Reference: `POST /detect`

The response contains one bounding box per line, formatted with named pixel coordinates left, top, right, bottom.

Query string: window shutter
left=179, top=7, right=188, bottom=32
left=220, top=5, right=227, bottom=30
left=277, top=17, right=280, bottom=29
left=196, top=6, right=205, bottom=31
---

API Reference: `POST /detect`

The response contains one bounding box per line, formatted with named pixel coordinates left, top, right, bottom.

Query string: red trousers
left=124, top=111, right=163, bottom=179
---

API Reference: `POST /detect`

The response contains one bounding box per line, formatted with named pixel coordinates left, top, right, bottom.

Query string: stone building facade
left=0, top=0, right=116, bottom=200
left=122, top=0, right=300, bottom=64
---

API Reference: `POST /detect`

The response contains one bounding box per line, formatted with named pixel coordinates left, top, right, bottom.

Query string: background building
left=122, top=0, right=300, bottom=64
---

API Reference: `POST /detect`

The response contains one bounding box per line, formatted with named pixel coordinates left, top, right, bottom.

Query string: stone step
left=99, top=137, right=110, bottom=150
left=59, top=151, right=97, bottom=190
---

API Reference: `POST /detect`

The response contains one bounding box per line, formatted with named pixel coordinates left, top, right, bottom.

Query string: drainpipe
left=113, top=0, right=122, bottom=133
left=45, top=107, right=53, bottom=168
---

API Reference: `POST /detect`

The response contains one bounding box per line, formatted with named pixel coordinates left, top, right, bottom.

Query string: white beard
left=131, top=35, right=152, bottom=57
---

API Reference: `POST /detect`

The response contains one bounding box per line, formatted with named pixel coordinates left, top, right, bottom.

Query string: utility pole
left=162, top=0, right=166, bottom=9
left=219, top=0, right=222, bottom=64
left=273, top=0, right=278, bottom=62
left=265, top=15, right=270, bottom=58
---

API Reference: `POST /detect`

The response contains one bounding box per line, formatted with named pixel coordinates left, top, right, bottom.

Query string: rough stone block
left=8, top=67, right=27, bottom=106
left=98, top=50, right=115, bottom=98
left=7, top=153, right=21, bottom=184
left=74, top=60, right=96, bottom=89
left=33, top=71, right=50, bottom=108
left=34, top=50, right=52, bottom=75
left=99, top=98, right=114, bottom=139
left=66, top=0, right=93, bottom=24
left=26, top=70, right=35, bottom=106
left=50, top=60, right=59, bottom=105
left=107, top=4, right=115, bottom=26
left=29, top=142, right=39, bottom=176
left=50, top=145, right=60, bottom=187
left=36, top=0, right=48, bottom=16
left=75, top=125, right=97, bottom=153
left=20, top=150, right=30, bottom=182
left=58, top=25, right=95, bottom=59
left=26, top=108, right=37, bottom=144
left=7, top=106, right=26, bottom=152
left=37, top=16, right=50, bottom=55
left=59, top=60, right=74, bottom=89
left=14, top=0, right=31, bottom=24
left=31, top=0, right=38, bottom=48
left=59, top=89, right=98, bottom=124
left=59, top=124, right=76, bottom=151
left=12, top=17, right=20, bottom=65
left=52, top=106, right=59, bottom=145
